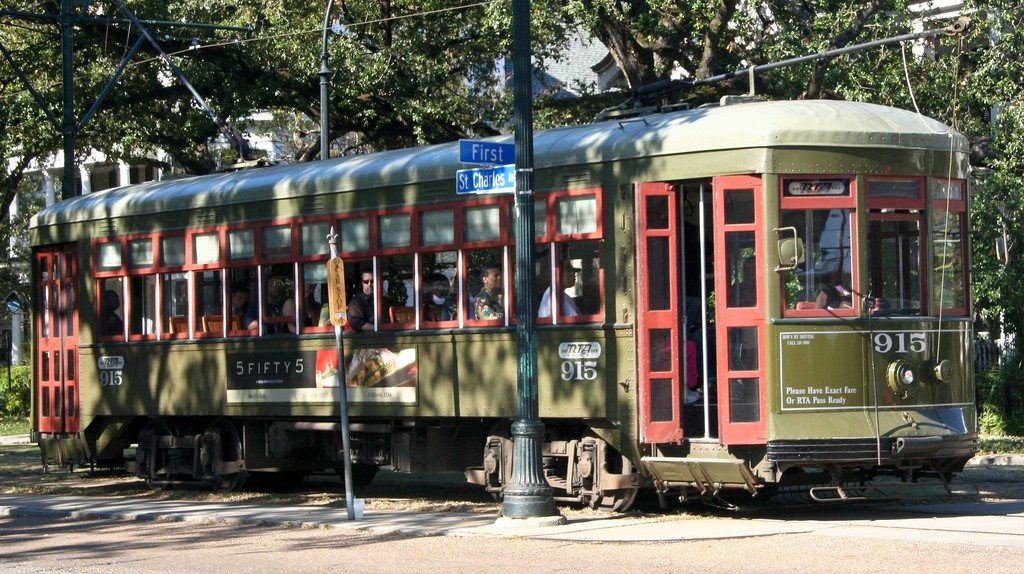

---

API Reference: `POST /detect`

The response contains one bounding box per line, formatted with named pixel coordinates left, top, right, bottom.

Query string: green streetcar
left=30, top=98, right=976, bottom=509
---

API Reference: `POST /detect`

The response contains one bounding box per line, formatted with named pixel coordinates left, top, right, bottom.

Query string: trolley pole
left=500, top=0, right=560, bottom=521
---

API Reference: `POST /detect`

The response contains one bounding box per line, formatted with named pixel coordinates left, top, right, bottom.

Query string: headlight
left=886, top=359, right=918, bottom=399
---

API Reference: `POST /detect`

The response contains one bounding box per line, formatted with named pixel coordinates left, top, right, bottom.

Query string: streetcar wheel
left=137, top=418, right=175, bottom=487
left=202, top=418, right=248, bottom=492
left=590, top=456, right=640, bottom=512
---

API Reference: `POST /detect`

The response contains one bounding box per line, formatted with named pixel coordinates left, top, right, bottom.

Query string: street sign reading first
left=459, top=140, right=515, bottom=165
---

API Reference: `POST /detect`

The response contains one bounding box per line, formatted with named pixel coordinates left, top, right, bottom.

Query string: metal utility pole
left=500, top=0, right=559, bottom=521
left=319, top=0, right=335, bottom=160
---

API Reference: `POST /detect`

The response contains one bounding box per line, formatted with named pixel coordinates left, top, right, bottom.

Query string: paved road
left=2, top=500, right=1023, bottom=574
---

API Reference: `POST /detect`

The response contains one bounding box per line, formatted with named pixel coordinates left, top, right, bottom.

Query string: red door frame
left=636, top=182, right=685, bottom=443
left=713, top=176, right=767, bottom=445
left=34, top=245, right=80, bottom=434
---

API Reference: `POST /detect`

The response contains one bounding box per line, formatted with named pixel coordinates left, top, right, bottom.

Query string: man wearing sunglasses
left=347, top=271, right=376, bottom=332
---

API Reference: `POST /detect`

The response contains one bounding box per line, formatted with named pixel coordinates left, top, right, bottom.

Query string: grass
left=978, top=434, right=1024, bottom=455
left=0, top=417, right=29, bottom=436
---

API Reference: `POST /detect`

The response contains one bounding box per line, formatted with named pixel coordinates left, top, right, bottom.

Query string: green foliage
left=0, top=417, right=29, bottom=436
left=0, top=366, right=31, bottom=419
left=977, top=434, right=1024, bottom=454
left=976, top=352, right=1024, bottom=436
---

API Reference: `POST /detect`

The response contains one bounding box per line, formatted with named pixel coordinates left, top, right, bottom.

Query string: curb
left=0, top=435, right=32, bottom=446
left=969, top=454, right=1024, bottom=467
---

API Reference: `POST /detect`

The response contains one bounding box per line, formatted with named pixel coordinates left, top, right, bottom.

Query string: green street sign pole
left=500, top=0, right=558, bottom=520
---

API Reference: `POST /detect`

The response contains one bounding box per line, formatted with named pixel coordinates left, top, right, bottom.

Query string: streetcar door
left=636, top=182, right=685, bottom=443
left=713, top=176, right=767, bottom=445
left=34, top=245, right=80, bottom=434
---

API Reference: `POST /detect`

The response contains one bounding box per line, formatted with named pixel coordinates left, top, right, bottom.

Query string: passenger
left=347, top=271, right=375, bottom=332
left=538, top=262, right=582, bottom=318
left=303, top=284, right=322, bottom=327
left=815, top=268, right=852, bottom=310
left=231, top=283, right=258, bottom=330
left=466, top=267, right=482, bottom=320
left=423, top=273, right=456, bottom=322
left=266, top=276, right=296, bottom=333
left=100, top=289, right=124, bottom=337
left=474, top=264, right=503, bottom=320
left=684, top=337, right=700, bottom=404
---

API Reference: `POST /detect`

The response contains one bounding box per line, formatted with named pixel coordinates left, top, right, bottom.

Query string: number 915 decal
left=558, top=342, right=601, bottom=381
left=873, top=332, right=926, bottom=354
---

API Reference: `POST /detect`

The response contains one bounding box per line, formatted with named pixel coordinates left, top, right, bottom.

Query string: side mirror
left=774, top=227, right=805, bottom=271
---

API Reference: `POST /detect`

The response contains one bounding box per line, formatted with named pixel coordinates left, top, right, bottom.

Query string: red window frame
left=534, top=188, right=604, bottom=325
left=866, top=177, right=926, bottom=315
left=778, top=175, right=858, bottom=318
left=929, top=178, right=969, bottom=316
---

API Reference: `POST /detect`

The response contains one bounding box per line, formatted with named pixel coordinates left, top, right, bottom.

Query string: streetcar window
left=647, top=236, right=671, bottom=311
left=380, top=254, right=414, bottom=326
left=129, top=275, right=157, bottom=337
left=930, top=179, right=967, bottom=312
left=866, top=178, right=924, bottom=315
left=727, top=327, right=758, bottom=371
left=932, top=211, right=965, bottom=310
left=933, top=179, right=963, bottom=201
left=557, top=195, right=597, bottom=235
left=650, top=378, right=673, bottom=422
left=129, top=239, right=153, bottom=268
left=262, top=225, right=292, bottom=258
left=465, top=247, right=505, bottom=322
left=724, top=189, right=754, bottom=224
left=262, top=264, right=296, bottom=335
left=227, top=268, right=257, bottom=333
left=161, top=236, right=185, bottom=267
left=195, top=270, right=225, bottom=334
left=868, top=179, right=921, bottom=200
left=778, top=209, right=854, bottom=312
left=98, top=278, right=124, bottom=340
left=162, top=272, right=188, bottom=336
left=728, top=378, right=760, bottom=423
left=867, top=218, right=922, bottom=314
left=379, top=214, right=411, bottom=249
left=229, top=230, right=254, bottom=260
left=97, top=241, right=122, bottom=271
left=645, top=195, right=670, bottom=230
left=725, top=232, right=756, bottom=308
left=339, top=217, right=370, bottom=252
left=302, top=262, right=329, bottom=330
left=421, top=210, right=455, bottom=246
left=301, top=222, right=330, bottom=256
left=421, top=251, right=458, bottom=324
left=465, top=206, right=500, bottom=243
left=193, top=233, right=220, bottom=264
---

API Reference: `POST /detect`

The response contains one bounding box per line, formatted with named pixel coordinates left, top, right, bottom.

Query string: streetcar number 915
left=558, top=342, right=601, bottom=381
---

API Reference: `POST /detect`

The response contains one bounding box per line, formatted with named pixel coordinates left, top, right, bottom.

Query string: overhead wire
left=128, top=0, right=499, bottom=69
left=899, top=27, right=966, bottom=364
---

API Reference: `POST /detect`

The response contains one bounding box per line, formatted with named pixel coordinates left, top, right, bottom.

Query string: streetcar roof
left=32, top=99, right=967, bottom=227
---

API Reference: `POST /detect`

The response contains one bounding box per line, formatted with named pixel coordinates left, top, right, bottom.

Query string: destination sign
left=459, top=140, right=515, bottom=165
left=456, top=164, right=516, bottom=195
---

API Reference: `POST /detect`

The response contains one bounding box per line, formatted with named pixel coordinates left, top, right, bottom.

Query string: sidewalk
left=0, top=434, right=30, bottom=446
left=0, top=492, right=812, bottom=541
left=2, top=492, right=1023, bottom=545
